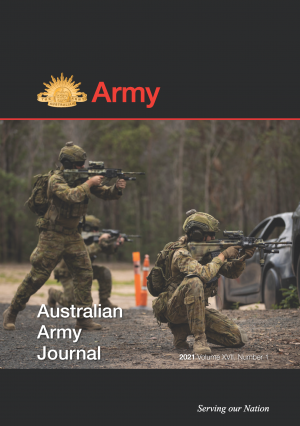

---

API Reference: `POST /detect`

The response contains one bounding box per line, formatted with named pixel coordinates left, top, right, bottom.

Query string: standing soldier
left=3, top=142, right=126, bottom=331
left=149, top=210, right=255, bottom=354
left=48, top=215, right=124, bottom=309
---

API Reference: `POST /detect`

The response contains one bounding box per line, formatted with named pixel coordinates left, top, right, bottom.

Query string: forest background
left=0, top=120, right=299, bottom=263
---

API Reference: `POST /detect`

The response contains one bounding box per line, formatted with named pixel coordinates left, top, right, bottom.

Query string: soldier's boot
left=47, top=288, right=56, bottom=308
left=169, top=323, right=190, bottom=349
left=100, top=298, right=118, bottom=309
left=3, top=306, right=19, bottom=331
left=193, top=333, right=212, bottom=355
left=75, top=318, right=102, bottom=331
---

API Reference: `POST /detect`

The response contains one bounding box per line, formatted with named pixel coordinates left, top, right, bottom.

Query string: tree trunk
left=205, top=121, right=216, bottom=213
left=0, top=122, right=10, bottom=261
left=177, top=121, right=186, bottom=237
left=274, top=121, right=281, bottom=214
left=147, top=137, right=153, bottom=242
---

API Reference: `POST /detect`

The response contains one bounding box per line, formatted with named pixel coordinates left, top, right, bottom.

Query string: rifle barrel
left=263, top=242, right=292, bottom=244
left=123, top=172, right=145, bottom=175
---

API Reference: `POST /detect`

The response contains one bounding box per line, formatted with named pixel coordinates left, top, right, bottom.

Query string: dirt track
left=1, top=263, right=299, bottom=369
left=0, top=303, right=299, bottom=369
left=0, top=263, right=155, bottom=309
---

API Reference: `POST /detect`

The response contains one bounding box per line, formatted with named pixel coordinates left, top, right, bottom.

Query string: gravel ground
left=0, top=303, right=299, bottom=369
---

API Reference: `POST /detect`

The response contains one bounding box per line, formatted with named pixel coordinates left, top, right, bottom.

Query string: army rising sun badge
left=37, top=73, right=87, bottom=107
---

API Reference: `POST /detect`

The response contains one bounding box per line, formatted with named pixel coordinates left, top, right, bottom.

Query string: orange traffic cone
left=132, top=252, right=141, bottom=306
left=140, top=254, right=149, bottom=307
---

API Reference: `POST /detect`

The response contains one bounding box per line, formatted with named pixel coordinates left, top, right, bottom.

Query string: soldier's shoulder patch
left=174, top=248, right=191, bottom=258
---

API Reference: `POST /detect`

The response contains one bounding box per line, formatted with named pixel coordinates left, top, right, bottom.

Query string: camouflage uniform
left=52, top=239, right=117, bottom=307
left=163, top=243, right=245, bottom=347
left=10, top=170, right=121, bottom=313
left=152, top=211, right=247, bottom=349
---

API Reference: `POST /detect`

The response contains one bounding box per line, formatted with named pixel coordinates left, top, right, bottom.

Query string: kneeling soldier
left=49, top=215, right=124, bottom=309
left=150, top=210, right=255, bottom=355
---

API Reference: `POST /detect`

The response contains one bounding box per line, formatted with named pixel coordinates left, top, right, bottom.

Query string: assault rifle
left=101, top=229, right=142, bottom=242
left=82, top=229, right=141, bottom=245
left=63, top=161, right=145, bottom=194
left=187, top=230, right=292, bottom=268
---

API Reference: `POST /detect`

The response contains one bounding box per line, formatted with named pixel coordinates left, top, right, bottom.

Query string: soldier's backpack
left=147, top=240, right=187, bottom=297
left=25, top=170, right=54, bottom=216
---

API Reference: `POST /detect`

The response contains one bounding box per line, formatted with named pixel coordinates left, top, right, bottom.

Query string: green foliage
left=279, top=285, right=300, bottom=308
left=2, top=120, right=300, bottom=263
left=230, top=302, right=240, bottom=310
left=0, top=169, right=26, bottom=216
left=249, top=302, right=262, bottom=310
left=271, top=304, right=280, bottom=310
left=254, top=303, right=261, bottom=310
left=272, top=285, right=300, bottom=309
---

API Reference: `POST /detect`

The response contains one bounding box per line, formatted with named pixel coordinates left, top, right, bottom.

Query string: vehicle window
left=249, top=220, right=270, bottom=238
left=262, top=217, right=286, bottom=241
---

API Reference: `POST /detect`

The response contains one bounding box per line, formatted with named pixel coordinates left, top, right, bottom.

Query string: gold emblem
left=37, top=73, right=87, bottom=107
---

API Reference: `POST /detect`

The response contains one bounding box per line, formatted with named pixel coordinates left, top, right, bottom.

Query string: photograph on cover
left=0, top=119, right=299, bottom=369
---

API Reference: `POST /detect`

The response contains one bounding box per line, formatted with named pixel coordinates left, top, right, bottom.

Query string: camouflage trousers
left=165, top=276, right=243, bottom=347
left=11, top=230, right=93, bottom=312
left=52, top=261, right=112, bottom=308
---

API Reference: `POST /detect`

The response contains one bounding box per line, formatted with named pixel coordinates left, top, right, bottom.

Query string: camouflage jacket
left=88, top=239, right=118, bottom=258
left=45, top=170, right=121, bottom=228
left=169, top=242, right=245, bottom=299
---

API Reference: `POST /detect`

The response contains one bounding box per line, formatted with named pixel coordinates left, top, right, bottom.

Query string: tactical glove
left=221, top=246, right=241, bottom=260
left=243, top=247, right=256, bottom=259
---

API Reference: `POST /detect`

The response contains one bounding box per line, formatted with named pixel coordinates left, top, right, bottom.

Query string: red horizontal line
left=1, top=118, right=300, bottom=121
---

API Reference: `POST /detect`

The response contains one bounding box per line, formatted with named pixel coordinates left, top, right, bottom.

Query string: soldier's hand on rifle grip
left=116, top=179, right=126, bottom=189
left=98, top=233, right=111, bottom=244
left=221, top=246, right=241, bottom=260
left=116, top=236, right=125, bottom=246
left=243, top=247, right=256, bottom=259
left=86, top=175, right=105, bottom=187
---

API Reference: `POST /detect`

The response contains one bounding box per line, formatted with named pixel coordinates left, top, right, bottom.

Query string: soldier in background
left=48, top=215, right=124, bottom=309
left=151, top=211, right=255, bottom=355
left=3, top=142, right=126, bottom=331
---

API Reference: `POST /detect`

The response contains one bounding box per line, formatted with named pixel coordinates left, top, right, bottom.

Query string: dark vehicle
left=291, top=203, right=300, bottom=301
left=216, top=213, right=295, bottom=310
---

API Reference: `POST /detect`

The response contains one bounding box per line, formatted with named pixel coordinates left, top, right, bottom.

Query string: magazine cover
left=0, top=3, right=298, bottom=422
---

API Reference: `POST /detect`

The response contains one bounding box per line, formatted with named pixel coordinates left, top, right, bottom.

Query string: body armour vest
left=45, top=170, right=89, bottom=228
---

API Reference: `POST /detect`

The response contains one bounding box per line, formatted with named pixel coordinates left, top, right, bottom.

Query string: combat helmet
left=58, top=141, right=87, bottom=164
left=83, top=215, right=101, bottom=232
left=183, top=209, right=220, bottom=235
